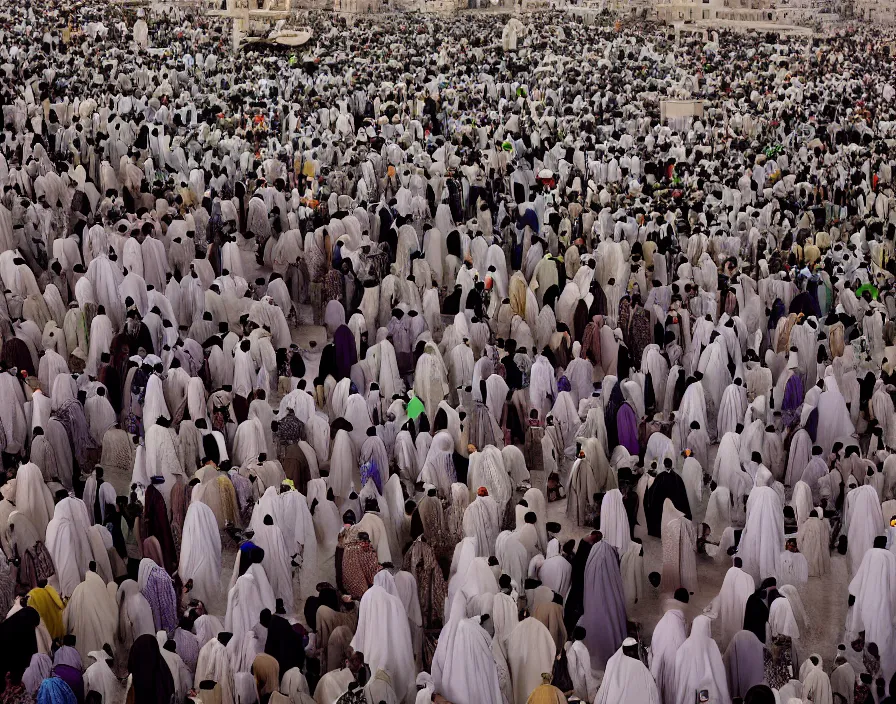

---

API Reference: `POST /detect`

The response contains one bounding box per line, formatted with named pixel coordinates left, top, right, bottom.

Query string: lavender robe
left=723, top=630, right=765, bottom=699
left=578, top=540, right=627, bottom=669
left=782, top=374, right=805, bottom=428
left=616, top=403, right=640, bottom=456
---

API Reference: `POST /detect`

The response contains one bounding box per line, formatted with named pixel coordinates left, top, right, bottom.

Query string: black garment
left=452, top=451, right=469, bottom=485
left=317, top=343, right=339, bottom=382
left=644, top=470, right=691, bottom=538
left=464, top=287, right=485, bottom=319
left=303, top=586, right=341, bottom=631
left=789, top=291, right=821, bottom=319
left=588, top=282, right=607, bottom=317
left=109, top=513, right=126, bottom=558
left=502, top=355, right=523, bottom=390
left=563, top=538, right=595, bottom=632
left=91, top=479, right=106, bottom=524
left=447, top=178, right=463, bottom=223
left=289, top=351, right=306, bottom=379
left=202, top=434, right=221, bottom=465
left=426, top=183, right=438, bottom=218
left=553, top=257, right=568, bottom=296
left=671, top=369, right=687, bottom=412
left=0, top=606, right=39, bottom=690
left=617, top=344, right=631, bottom=381
left=129, top=634, right=177, bottom=704
left=125, top=322, right=155, bottom=356
left=410, top=508, right=426, bottom=542
left=265, top=614, right=305, bottom=673
left=442, top=288, right=462, bottom=315
left=743, top=591, right=770, bottom=644
left=446, top=230, right=462, bottom=259
left=604, top=384, right=626, bottom=450
left=572, top=300, right=589, bottom=343
left=643, top=372, right=656, bottom=415
left=97, top=363, right=123, bottom=414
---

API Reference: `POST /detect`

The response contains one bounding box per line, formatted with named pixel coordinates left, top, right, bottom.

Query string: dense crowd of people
left=0, top=2, right=896, bottom=704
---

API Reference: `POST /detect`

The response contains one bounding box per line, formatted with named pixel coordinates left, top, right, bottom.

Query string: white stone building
left=654, top=0, right=780, bottom=24
left=854, top=0, right=896, bottom=23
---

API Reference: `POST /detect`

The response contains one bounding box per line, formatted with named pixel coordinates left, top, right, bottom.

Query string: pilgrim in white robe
left=671, top=616, right=730, bottom=704
left=649, top=603, right=688, bottom=704
left=596, top=641, right=660, bottom=704
left=179, top=502, right=222, bottom=607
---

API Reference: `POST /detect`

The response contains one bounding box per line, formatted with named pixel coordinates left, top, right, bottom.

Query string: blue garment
left=37, top=678, right=77, bottom=704
left=360, top=460, right=382, bottom=494
left=520, top=207, right=539, bottom=233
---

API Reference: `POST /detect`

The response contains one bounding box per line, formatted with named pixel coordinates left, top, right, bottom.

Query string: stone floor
left=539, top=450, right=849, bottom=669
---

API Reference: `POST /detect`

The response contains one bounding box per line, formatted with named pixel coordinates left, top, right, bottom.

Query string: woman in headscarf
left=723, top=630, right=766, bottom=699
left=22, top=653, right=52, bottom=696
left=251, top=654, right=280, bottom=704
left=126, top=634, right=175, bottom=704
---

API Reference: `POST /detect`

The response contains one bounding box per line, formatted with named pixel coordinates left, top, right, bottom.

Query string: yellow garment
left=28, top=585, right=65, bottom=639
left=526, top=683, right=566, bottom=704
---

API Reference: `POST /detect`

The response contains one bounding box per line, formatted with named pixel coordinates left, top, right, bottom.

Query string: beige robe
left=62, top=571, right=118, bottom=662
left=660, top=499, right=697, bottom=594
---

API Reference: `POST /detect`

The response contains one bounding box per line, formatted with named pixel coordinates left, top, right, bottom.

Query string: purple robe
left=141, top=564, right=179, bottom=635
left=172, top=627, right=200, bottom=674
left=333, top=325, right=358, bottom=381
left=52, top=646, right=82, bottom=672
left=360, top=460, right=382, bottom=494
left=781, top=374, right=804, bottom=428
left=578, top=539, right=627, bottom=669
left=52, top=664, right=84, bottom=703
left=805, top=407, right=819, bottom=442
left=616, top=403, right=639, bottom=456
